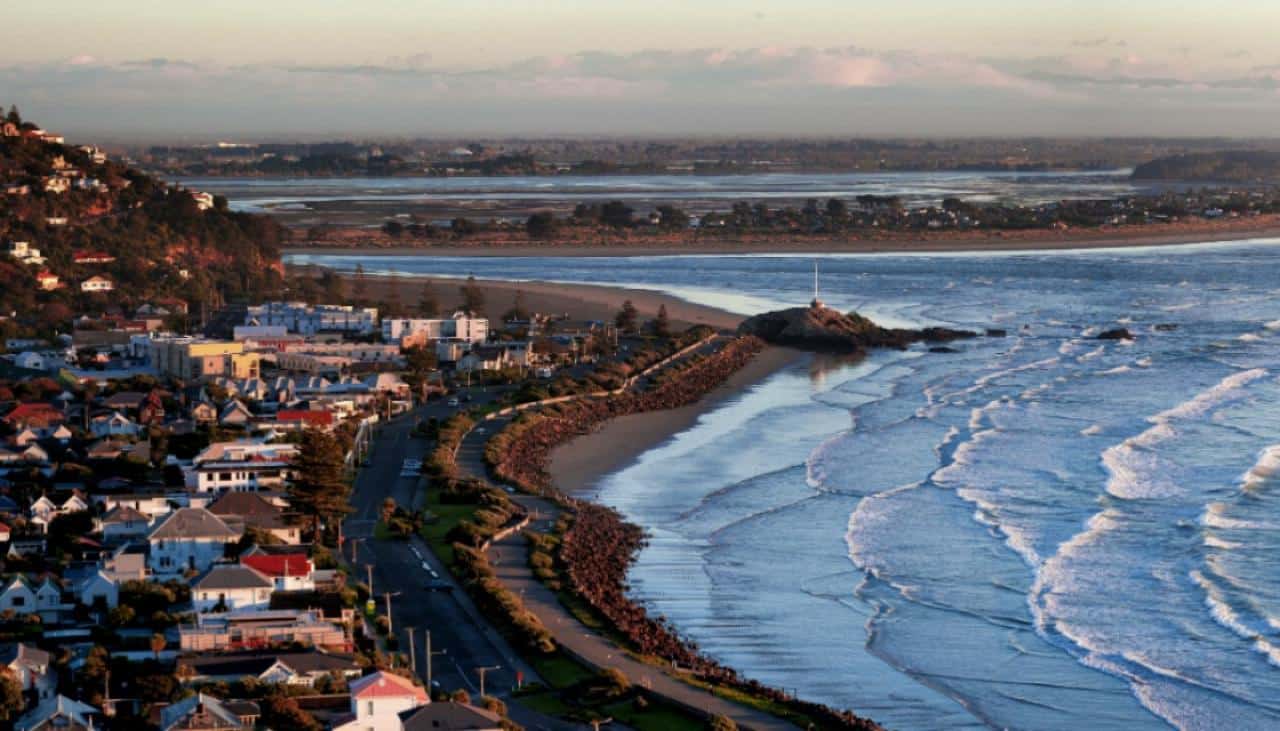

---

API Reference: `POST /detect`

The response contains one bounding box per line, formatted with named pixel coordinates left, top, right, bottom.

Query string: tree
left=706, top=714, right=738, bottom=731
left=601, top=201, right=634, bottom=228
left=418, top=283, right=440, bottom=317
left=288, top=428, right=353, bottom=543
left=382, top=220, right=404, bottom=238
left=652, top=304, right=671, bottom=338
left=451, top=217, right=477, bottom=235
left=502, top=289, right=530, bottom=322
left=150, top=632, right=167, bottom=661
left=353, top=263, right=367, bottom=301
left=656, top=205, right=689, bottom=230
left=385, top=272, right=402, bottom=316
left=525, top=211, right=559, bottom=240
left=0, top=673, right=22, bottom=722
left=459, top=276, right=485, bottom=315
left=615, top=300, right=639, bottom=334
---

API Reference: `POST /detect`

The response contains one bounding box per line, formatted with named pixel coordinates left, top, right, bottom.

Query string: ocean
left=289, top=242, right=1280, bottom=729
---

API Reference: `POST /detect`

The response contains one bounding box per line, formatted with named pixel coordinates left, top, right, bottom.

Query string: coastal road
left=455, top=393, right=797, bottom=730
left=343, top=404, right=582, bottom=731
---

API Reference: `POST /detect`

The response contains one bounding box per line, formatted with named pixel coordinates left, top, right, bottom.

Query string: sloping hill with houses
left=0, top=107, right=288, bottom=339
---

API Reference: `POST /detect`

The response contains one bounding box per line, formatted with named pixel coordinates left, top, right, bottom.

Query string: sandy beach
left=314, top=270, right=746, bottom=331
left=547, top=346, right=806, bottom=495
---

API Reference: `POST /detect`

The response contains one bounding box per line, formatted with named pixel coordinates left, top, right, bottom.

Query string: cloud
left=5, top=45, right=1280, bottom=139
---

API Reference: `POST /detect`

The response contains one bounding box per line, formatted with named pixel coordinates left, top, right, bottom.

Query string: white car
left=447, top=397, right=460, bottom=407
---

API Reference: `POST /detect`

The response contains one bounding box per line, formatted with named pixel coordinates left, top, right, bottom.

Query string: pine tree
left=289, top=428, right=353, bottom=543
left=652, top=304, right=671, bottom=338
left=418, top=283, right=440, bottom=317
left=353, top=263, right=367, bottom=301
left=615, top=300, right=639, bottom=334
left=459, top=275, right=485, bottom=315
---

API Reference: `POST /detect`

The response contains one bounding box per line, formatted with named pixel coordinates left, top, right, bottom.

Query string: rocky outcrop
left=1096, top=327, right=1135, bottom=340
left=737, top=305, right=975, bottom=353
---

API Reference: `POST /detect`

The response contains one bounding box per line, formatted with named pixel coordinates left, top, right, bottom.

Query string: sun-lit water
left=290, top=241, right=1280, bottom=729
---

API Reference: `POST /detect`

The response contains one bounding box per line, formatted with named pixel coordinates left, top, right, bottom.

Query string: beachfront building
left=245, top=302, right=379, bottom=336
left=381, top=311, right=488, bottom=347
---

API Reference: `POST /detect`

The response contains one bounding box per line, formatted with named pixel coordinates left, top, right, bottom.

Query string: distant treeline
left=1132, top=151, right=1280, bottom=182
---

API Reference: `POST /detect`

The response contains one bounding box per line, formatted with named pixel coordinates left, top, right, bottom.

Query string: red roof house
left=275, top=410, right=335, bottom=430
left=3, top=403, right=65, bottom=429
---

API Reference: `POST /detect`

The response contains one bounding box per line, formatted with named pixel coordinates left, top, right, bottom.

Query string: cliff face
left=737, top=305, right=975, bottom=353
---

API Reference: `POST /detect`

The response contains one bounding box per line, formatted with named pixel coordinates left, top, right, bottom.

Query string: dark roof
left=149, top=507, right=239, bottom=540
left=207, top=492, right=281, bottom=518
left=399, top=702, right=503, bottom=730
left=179, top=651, right=356, bottom=679
left=192, top=564, right=273, bottom=591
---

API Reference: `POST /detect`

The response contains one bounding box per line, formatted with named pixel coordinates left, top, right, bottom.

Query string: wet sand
left=548, top=346, right=806, bottom=495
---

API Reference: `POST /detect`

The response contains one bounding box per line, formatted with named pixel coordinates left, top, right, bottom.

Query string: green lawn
left=418, top=490, right=481, bottom=566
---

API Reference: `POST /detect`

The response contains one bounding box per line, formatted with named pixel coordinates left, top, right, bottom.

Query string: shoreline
left=548, top=346, right=807, bottom=495
left=298, top=268, right=745, bottom=330
left=284, top=222, right=1280, bottom=258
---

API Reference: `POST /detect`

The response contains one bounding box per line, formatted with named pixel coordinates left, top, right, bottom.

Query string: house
left=5, top=242, right=45, bottom=266
left=218, top=400, right=252, bottom=427
left=176, top=650, right=360, bottom=687
left=3, top=403, right=65, bottom=431
left=80, top=276, right=114, bottom=293
left=0, top=523, right=10, bottom=543
left=0, top=643, right=55, bottom=705
left=156, top=693, right=250, bottom=731
left=241, top=552, right=313, bottom=590
left=90, top=411, right=139, bottom=438
left=191, top=564, right=275, bottom=613
left=458, top=342, right=531, bottom=372
left=191, top=440, right=298, bottom=493
left=333, top=671, right=429, bottom=731
left=72, top=250, right=116, bottom=265
left=272, top=408, right=335, bottom=432
left=102, top=391, right=148, bottom=412
left=98, top=505, right=152, bottom=541
left=14, top=695, right=99, bottom=731
left=0, top=576, right=63, bottom=622
left=147, top=507, right=241, bottom=575
left=34, top=271, right=59, bottom=291
left=207, top=491, right=302, bottom=545
left=178, top=609, right=348, bottom=652
left=189, top=401, right=217, bottom=424
left=11, top=352, right=54, bottom=371
left=399, top=702, right=503, bottom=731
left=362, top=372, right=410, bottom=398
left=72, top=569, right=119, bottom=610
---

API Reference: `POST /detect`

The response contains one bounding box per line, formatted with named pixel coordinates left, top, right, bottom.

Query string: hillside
left=1131, top=150, right=1280, bottom=182
left=0, top=108, right=287, bottom=338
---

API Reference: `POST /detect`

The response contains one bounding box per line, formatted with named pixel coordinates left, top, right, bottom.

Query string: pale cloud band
left=4, top=45, right=1278, bottom=140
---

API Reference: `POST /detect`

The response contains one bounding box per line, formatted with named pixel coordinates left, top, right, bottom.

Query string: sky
left=2, top=0, right=1280, bottom=141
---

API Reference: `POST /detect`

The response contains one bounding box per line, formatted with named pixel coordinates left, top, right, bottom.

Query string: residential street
left=343, top=401, right=582, bottom=731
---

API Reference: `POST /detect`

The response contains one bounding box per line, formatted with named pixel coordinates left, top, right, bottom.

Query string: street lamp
left=474, top=665, right=500, bottom=698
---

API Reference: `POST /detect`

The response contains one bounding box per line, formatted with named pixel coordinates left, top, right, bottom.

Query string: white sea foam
left=1077, top=345, right=1106, bottom=362
left=1240, top=444, right=1280, bottom=491
left=1239, top=333, right=1264, bottom=342
left=1100, top=365, right=1132, bottom=375
left=1080, top=424, right=1104, bottom=436
left=1265, top=320, right=1280, bottom=331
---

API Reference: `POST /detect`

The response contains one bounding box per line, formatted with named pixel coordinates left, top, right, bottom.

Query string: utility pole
left=365, top=563, right=374, bottom=596
left=349, top=537, right=364, bottom=564
left=425, top=630, right=446, bottom=692
left=406, top=626, right=416, bottom=674
left=475, top=665, right=500, bottom=698
left=590, top=717, right=613, bottom=731
left=383, top=591, right=400, bottom=635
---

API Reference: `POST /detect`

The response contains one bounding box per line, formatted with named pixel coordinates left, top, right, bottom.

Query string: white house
left=80, top=275, right=114, bottom=293
left=333, top=671, right=429, bottom=731
left=5, top=241, right=44, bottom=266
left=147, top=507, right=241, bottom=575
left=98, top=505, right=152, bottom=542
left=191, top=440, right=298, bottom=493
left=191, top=564, right=275, bottom=613
left=0, top=577, right=36, bottom=615
left=72, top=570, right=119, bottom=610
left=0, top=643, right=55, bottom=706
left=90, top=411, right=139, bottom=438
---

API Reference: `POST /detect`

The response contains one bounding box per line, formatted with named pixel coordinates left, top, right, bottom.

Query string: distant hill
left=0, top=109, right=288, bottom=337
left=1131, top=150, right=1280, bottom=182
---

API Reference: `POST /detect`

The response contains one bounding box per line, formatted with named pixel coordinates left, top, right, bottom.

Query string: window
left=366, top=701, right=374, bottom=716
left=11, top=596, right=23, bottom=607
